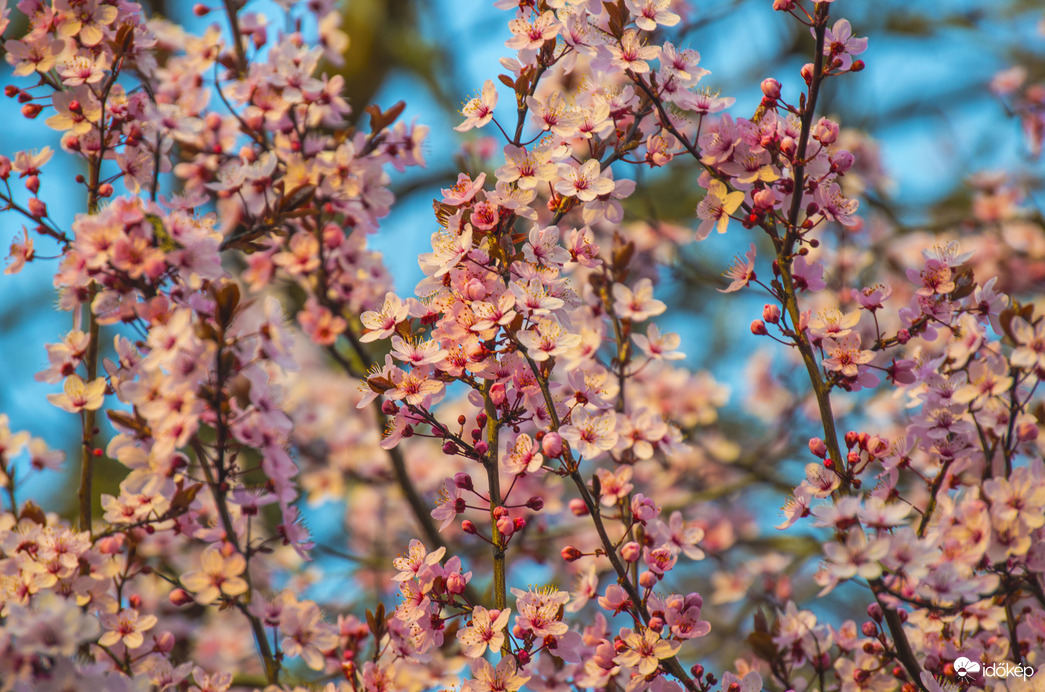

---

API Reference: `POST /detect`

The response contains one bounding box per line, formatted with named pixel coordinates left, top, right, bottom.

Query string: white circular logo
left=954, top=657, right=981, bottom=678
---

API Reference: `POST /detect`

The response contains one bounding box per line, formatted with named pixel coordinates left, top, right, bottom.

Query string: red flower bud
left=750, top=319, right=768, bottom=335
left=809, top=437, right=828, bottom=458
left=561, top=546, right=583, bottom=562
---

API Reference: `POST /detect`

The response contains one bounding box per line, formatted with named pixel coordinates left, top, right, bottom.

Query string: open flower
left=98, top=608, right=157, bottom=650
left=456, top=80, right=498, bottom=132
left=181, top=546, right=249, bottom=605
left=47, top=375, right=105, bottom=413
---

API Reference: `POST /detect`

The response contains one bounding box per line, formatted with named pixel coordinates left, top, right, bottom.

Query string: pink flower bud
left=193, top=3, right=210, bottom=16
left=845, top=431, right=860, bottom=448
left=561, top=546, right=583, bottom=562
left=26, top=175, right=39, bottom=194
left=762, top=304, right=781, bottom=324
left=489, top=382, right=506, bottom=406
left=750, top=319, right=768, bottom=335
left=808, top=437, right=827, bottom=458
left=621, top=541, right=641, bottom=562
left=780, top=136, right=797, bottom=158
left=812, top=117, right=839, bottom=145
left=867, top=603, right=883, bottom=621
left=496, top=515, right=514, bottom=537
left=513, top=517, right=526, bottom=531
left=28, top=198, right=46, bottom=218
left=446, top=571, right=467, bottom=594
left=97, top=534, right=124, bottom=554
left=830, top=150, right=855, bottom=173
left=21, top=103, right=42, bottom=119
left=492, top=506, right=509, bottom=520
left=526, top=496, right=544, bottom=511
left=569, top=498, right=589, bottom=516
left=170, top=588, right=194, bottom=607
left=639, top=571, right=659, bottom=588
left=154, top=631, right=176, bottom=653
left=896, top=329, right=911, bottom=345
left=0, top=156, right=10, bottom=180
left=801, top=63, right=815, bottom=85
left=772, top=0, right=795, bottom=9
left=648, top=616, right=664, bottom=632
left=461, top=519, right=477, bottom=534
left=98, top=183, right=114, bottom=198
left=443, top=440, right=458, bottom=456
left=761, top=78, right=782, bottom=100
left=1018, top=421, right=1039, bottom=442
left=381, top=400, right=399, bottom=415
left=541, top=432, right=563, bottom=458
left=454, top=472, right=473, bottom=491
left=474, top=441, right=489, bottom=456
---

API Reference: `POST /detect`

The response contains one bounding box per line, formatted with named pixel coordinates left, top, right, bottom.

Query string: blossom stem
left=482, top=381, right=508, bottom=645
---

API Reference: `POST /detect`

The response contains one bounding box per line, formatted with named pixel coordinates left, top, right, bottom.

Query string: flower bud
left=26, top=175, right=39, bottom=195
left=851, top=59, right=865, bottom=72
left=772, top=0, right=795, bottom=9
left=489, top=382, right=506, bottom=406
left=170, top=588, right=194, bottom=606
left=3, top=85, right=18, bottom=98
left=569, top=498, right=588, bottom=516
left=762, top=304, right=781, bottom=324
left=28, top=198, right=46, bottom=218
left=541, top=432, right=563, bottom=458
left=621, top=541, right=641, bottom=562
left=193, top=3, right=210, bottom=15
left=761, top=78, right=781, bottom=100
left=648, top=616, right=664, bottom=632
left=780, top=136, right=796, bottom=159
left=454, top=472, right=473, bottom=491
left=98, top=183, right=114, bottom=198
left=21, top=103, right=42, bottom=119
left=474, top=441, right=489, bottom=456
left=526, top=496, right=544, bottom=511
left=1017, top=421, right=1039, bottom=442
left=861, top=621, right=878, bottom=637
left=0, top=156, right=10, bottom=180
left=845, top=431, right=860, bottom=448
left=442, top=440, right=458, bottom=455
left=496, top=515, right=514, bottom=537
left=561, top=546, right=583, bottom=562
left=750, top=319, right=768, bottom=335
left=801, top=63, right=814, bottom=85
left=446, top=571, right=467, bottom=594
left=513, top=517, right=526, bottom=531
left=896, top=329, right=911, bottom=345
left=808, top=437, right=827, bottom=458
left=639, top=571, right=659, bottom=588
left=830, top=150, right=855, bottom=173
left=97, top=535, right=125, bottom=554
left=154, top=631, right=176, bottom=653
left=461, top=519, right=477, bottom=534
left=812, top=117, right=839, bottom=145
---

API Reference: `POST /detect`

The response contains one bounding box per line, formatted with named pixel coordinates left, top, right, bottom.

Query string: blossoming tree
left=0, top=0, right=1043, bottom=691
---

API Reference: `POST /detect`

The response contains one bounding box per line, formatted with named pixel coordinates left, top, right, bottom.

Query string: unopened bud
left=541, top=432, right=563, bottom=458
left=639, top=571, right=659, bottom=588
left=569, top=498, right=588, bottom=516
left=193, top=3, right=210, bottom=15
left=526, top=496, right=544, bottom=511
left=561, top=546, right=583, bottom=562
left=762, top=304, right=781, bottom=324
left=461, top=519, right=477, bottom=534
left=750, top=319, right=768, bottom=335
left=21, top=103, right=42, bottom=119
left=453, top=472, right=473, bottom=491
left=867, top=603, right=883, bottom=621
left=845, top=431, right=860, bottom=448
left=761, top=78, right=781, bottom=100
left=26, top=174, right=40, bottom=194
left=801, top=63, right=815, bottom=85
left=861, top=621, right=878, bottom=637
left=154, top=631, right=176, bottom=653
left=27, top=198, right=46, bottom=218
left=474, top=441, right=489, bottom=456
left=809, top=437, right=827, bottom=458
left=496, top=515, right=514, bottom=537
left=621, top=541, right=641, bottom=562
left=851, top=59, right=865, bottom=72
left=169, top=588, right=194, bottom=606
